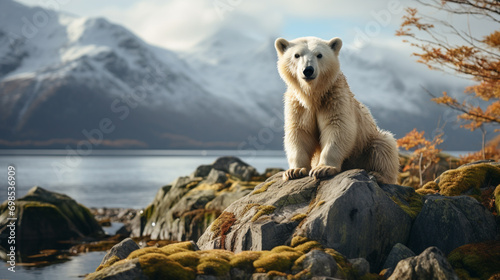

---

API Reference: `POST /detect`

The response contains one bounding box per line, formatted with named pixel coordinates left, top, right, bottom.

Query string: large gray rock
left=211, top=157, right=257, bottom=180
left=197, top=169, right=413, bottom=271
left=130, top=157, right=262, bottom=242
left=0, top=186, right=103, bottom=245
left=382, top=243, right=415, bottom=277
left=99, top=238, right=139, bottom=268
left=388, top=247, right=459, bottom=280
left=408, top=194, right=497, bottom=255
left=85, top=258, right=148, bottom=280
left=302, top=250, right=338, bottom=278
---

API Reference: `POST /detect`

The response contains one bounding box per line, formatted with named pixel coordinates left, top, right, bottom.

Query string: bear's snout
left=303, top=66, right=315, bottom=79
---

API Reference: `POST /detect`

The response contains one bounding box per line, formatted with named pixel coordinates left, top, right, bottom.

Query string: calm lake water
left=0, top=149, right=287, bottom=280
left=0, top=149, right=288, bottom=208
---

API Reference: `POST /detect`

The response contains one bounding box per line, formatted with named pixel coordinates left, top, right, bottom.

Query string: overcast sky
left=14, top=0, right=496, bottom=55
left=9, top=0, right=440, bottom=50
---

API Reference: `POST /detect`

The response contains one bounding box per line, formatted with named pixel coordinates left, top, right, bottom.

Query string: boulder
left=382, top=243, right=415, bottom=277
left=130, top=157, right=265, bottom=242
left=348, top=258, right=370, bottom=277
left=408, top=194, right=496, bottom=255
left=211, top=157, right=258, bottom=181
left=86, top=258, right=148, bottom=280
left=97, top=238, right=140, bottom=271
left=302, top=250, right=338, bottom=278
left=197, top=169, right=413, bottom=271
left=0, top=186, right=103, bottom=246
left=388, top=247, right=458, bottom=280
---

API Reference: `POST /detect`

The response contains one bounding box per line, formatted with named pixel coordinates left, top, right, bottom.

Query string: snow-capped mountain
left=0, top=0, right=485, bottom=150
left=0, top=0, right=267, bottom=149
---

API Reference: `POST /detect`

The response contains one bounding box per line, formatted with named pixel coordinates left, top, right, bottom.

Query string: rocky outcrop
left=0, top=186, right=103, bottom=246
left=85, top=236, right=374, bottom=280
left=197, top=169, right=414, bottom=271
left=388, top=247, right=458, bottom=280
left=408, top=194, right=496, bottom=255
left=130, top=157, right=275, bottom=242
left=85, top=157, right=500, bottom=279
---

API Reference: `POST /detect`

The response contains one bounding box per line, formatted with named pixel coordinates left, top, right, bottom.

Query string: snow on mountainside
left=0, top=0, right=485, bottom=150
left=0, top=0, right=267, bottom=149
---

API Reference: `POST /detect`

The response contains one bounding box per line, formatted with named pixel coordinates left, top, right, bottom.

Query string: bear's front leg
left=310, top=115, right=356, bottom=180
left=283, top=129, right=317, bottom=181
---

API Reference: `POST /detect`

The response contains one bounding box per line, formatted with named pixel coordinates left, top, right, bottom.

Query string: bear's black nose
left=303, top=66, right=314, bottom=78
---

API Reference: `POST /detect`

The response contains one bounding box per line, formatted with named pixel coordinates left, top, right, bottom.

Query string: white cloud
left=15, top=0, right=498, bottom=51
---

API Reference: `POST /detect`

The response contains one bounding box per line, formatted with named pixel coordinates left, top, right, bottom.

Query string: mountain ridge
left=0, top=0, right=486, bottom=150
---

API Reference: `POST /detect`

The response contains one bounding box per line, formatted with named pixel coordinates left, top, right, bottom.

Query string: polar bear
left=275, top=36, right=399, bottom=184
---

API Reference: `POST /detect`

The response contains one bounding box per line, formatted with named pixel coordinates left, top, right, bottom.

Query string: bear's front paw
left=309, top=165, right=339, bottom=179
left=283, top=168, right=308, bottom=181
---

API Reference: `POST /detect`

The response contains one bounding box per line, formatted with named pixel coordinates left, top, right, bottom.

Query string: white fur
left=275, top=36, right=399, bottom=184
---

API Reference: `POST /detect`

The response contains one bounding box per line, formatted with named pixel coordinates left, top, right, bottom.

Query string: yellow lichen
left=242, top=203, right=260, bottom=216
left=96, top=255, right=121, bottom=271
left=168, top=251, right=200, bottom=270
left=291, top=213, right=307, bottom=222
left=271, top=246, right=296, bottom=253
left=230, top=251, right=264, bottom=271
left=251, top=205, right=276, bottom=222
left=290, top=236, right=309, bottom=247
left=253, top=251, right=301, bottom=272
left=198, top=249, right=234, bottom=262
left=252, top=180, right=275, bottom=195
left=127, top=247, right=165, bottom=260
left=197, top=256, right=231, bottom=276
left=138, top=253, right=195, bottom=280
left=294, top=241, right=322, bottom=254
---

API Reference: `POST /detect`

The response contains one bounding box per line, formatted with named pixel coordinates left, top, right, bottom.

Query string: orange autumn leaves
left=396, top=1, right=500, bottom=131
left=397, top=129, right=444, bottom=186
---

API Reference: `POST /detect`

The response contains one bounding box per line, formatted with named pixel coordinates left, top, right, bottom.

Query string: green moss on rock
left=139, top=253, right=195, bottom=280
left=427, top=164, right=500, bottom=197
left=253, top=251, right=301, bottom=272
left=127, top=247, right=166, bottom=260
left=230, top=251, right=264, bottom=271
left=197, top=255, right=231, bottom=276
left=168, top=251, right=200, bottom=270
left=448, top=241, right=500, bottom=280
left=294, top=240, right=322, bottom=254
left=290, top=236, right=309, bottom=247
left=390, top=193, right=423, bottom=220
left=96, top=255, right=121, bottom=272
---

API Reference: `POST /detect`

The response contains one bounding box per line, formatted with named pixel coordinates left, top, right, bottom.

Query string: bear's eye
left=317, top=53, right=323, bottom=59
left=294, top=54, right=300, bottom=58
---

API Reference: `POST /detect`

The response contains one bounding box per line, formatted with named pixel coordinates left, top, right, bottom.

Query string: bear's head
left=275, top=36, right=342, bottom=96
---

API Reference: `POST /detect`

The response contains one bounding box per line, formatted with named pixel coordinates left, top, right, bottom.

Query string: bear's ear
left=328, top=37, right=343, bottom=55
left=275, top=38, right=290, bottom=56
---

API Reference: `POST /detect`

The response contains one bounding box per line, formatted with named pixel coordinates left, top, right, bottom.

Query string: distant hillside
left=0, top=0, right=485, bottom=150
